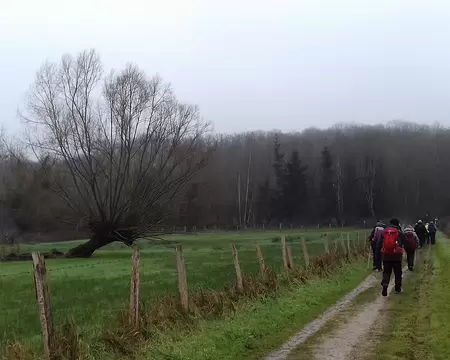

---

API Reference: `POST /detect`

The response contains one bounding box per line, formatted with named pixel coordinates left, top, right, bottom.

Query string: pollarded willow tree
left=21, top=49, right=212, bottom=257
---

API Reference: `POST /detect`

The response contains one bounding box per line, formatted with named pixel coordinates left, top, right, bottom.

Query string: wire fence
left=0, top=230, right=369, bottom=356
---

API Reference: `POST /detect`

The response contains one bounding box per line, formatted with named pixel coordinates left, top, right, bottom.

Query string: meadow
left=0, top=228, right=367, bottom=355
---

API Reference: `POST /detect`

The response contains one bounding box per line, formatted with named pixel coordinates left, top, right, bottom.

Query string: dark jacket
left=428, top=223, right=437, bottom=234
left=369, top=222, right=385, bottom=241
left=379, top=225, right=406, bottom=262
left=414, top=223, right=428, bottom=238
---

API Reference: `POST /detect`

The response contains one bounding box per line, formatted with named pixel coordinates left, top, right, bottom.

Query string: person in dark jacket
left=428, top=221, right=437, bottom=245
left=380, top=218, right=406, bottom=296
left=403, top=225, right=419, bottom=271
left=368, top=221, right=385, bottom=271
left=414, top=220, right=428, bottom=248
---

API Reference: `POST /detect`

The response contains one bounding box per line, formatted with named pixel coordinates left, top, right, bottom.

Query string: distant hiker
left=414, top=220, right=428, bottom=248
left=428, top=221, right=437, bottom=245
left=403, top=225, right=419, bottom=271
left=368, top=221, right=384, bottom=271
left=380, top=218, right=405, bottom=296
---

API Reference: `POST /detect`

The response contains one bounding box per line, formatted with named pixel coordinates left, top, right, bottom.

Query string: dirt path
left=264, top=260, right=414, bottom=360
left=263, top=272, right=379, bottom=360
left=308, top=279, right=398, bottom=360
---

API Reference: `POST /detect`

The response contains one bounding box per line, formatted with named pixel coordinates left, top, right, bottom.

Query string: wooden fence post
left=231, top=244, right=244, bottom=293
left=341, top=234, right=347, bottom=252
left=176, top=245, right=189, bottom=312
left=324, top=238, right=330, bottom=254
left=346, top=233, right=351, bottom=252
left=357, top=232, right=360, bottom=246
left=130, top=249, right=140, bottom=327
left=301, top=237, right=310, bottom=267
left=281, top=236, right=288, bottom=270
left=255, top=243, right=267, bottom=279
left=32, top=253, right=55, bottom=359
left=286, top=245, right=295, bottom=270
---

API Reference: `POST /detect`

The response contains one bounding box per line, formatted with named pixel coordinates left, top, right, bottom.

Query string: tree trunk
left=237, top=173, right=242, bottom=228
left=66, top=233, right=115, bottom=258
left=244, top=152, right=252, bottom=226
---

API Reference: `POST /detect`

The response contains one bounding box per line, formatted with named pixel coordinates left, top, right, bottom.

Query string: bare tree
left=243, top=151, right=252, bottom=227
left=358, top=155, right=376, bottom=217
left=335, top=154, right=344, bottom=225
left=21, top=50, right=211, bottom=257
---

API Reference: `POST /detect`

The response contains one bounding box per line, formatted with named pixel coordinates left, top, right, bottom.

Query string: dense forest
left=2, top=123, right=447, bottom=233
left=0, top=50, right=448, bottom=252
left=169, top=122, right=448, bottom=228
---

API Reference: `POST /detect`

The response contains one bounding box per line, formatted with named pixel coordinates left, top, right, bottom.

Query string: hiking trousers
left=405, top=249, right=415, bottom=269
left=382, top=261, right=402, bottom=291
left=371, top=242, right=382, bottom=270
left=418, top=235, right=426, bottom=248
left=429, top=232, right=436, bottom=245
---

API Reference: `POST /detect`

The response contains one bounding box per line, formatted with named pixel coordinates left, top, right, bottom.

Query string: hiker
left=428, top=221, right=437, bottom=245
left=368, top=221, right=384, bottom=271
left=425, top=223, right=430, bottom=244
left=380, top=218, right=406, bottom=296
left=403, top=225, right=419, bottom=271
left=414, top=220, right=428, bottom=248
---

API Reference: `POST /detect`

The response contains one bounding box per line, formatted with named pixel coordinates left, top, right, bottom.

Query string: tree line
left=173, top=122, right=447, bottom=229
left=0, top=49, right=448, bottom=255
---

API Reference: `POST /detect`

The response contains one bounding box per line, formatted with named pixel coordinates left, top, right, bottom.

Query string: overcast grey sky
left=1, top=0, right=450, bottom=134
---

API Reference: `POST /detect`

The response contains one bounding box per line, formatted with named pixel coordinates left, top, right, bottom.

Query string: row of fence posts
left=173, top=222, right=368, bottom=232
left=29, top=232, right=366, bottom=359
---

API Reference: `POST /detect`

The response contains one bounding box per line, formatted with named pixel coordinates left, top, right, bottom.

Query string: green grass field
left=0, top=229, right=367, bottom=356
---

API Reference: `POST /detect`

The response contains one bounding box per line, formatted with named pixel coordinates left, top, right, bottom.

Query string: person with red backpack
left=380, top=218, right=406, bottom=296
left=368, top=221, right=385, bottom=271
left=403, top=225, right=419, bottom=271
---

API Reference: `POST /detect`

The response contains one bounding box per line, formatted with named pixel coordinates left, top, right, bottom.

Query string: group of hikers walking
left=368, top=218, right=437, bottom=296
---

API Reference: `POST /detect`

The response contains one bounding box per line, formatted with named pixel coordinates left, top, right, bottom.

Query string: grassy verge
left=373, top=237, right=450, bottom=360
left=134, top=261, right=370, bottom=360
left=429, top=240, right=450, bottom=358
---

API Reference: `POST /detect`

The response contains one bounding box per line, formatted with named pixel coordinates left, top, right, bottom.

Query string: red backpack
left=382, top=227, right=403, bottom=255
left=405, top=231, right=418, bottom=250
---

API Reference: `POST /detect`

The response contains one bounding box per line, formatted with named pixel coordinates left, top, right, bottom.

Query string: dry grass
left=1, top=318, right=90, bottom=360
left=1, top=343, right=36, bottom=360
